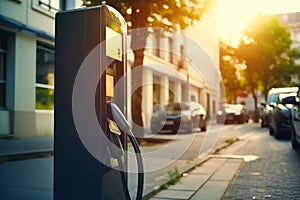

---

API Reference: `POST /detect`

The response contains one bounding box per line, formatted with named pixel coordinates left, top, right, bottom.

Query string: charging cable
left=107, top=102, right=144, bottom=200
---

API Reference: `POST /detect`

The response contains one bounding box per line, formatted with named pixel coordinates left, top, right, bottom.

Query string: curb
left=0, top=151, right=53, bottom=163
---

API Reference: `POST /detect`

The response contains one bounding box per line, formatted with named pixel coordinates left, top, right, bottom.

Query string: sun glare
left=217, top=0, right=260, bottom=43
left=217, top=0, right=300, bottom=44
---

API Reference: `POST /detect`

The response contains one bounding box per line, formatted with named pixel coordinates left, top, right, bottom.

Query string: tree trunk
left=131, top=49, right=145, bottom=139
left=246, top=69, right=259, bottom=121
left=129, top=5, right=150, bottom=140
left=262, top=66, right=269, bottom=101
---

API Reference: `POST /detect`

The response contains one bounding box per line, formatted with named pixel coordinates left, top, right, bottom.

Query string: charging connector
left=107, top=102, right=144, bottom=200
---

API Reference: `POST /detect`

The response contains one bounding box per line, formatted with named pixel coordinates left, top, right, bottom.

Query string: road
left=0, top=157, right=53, bottom=200
left=220, top=124, right=300, bottom=199
left=2, top=122, right=299, bottom=199
left=0, top=122, right=233, bottom=200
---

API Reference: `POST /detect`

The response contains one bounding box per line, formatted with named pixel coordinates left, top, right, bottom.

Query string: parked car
left=150, top=101, right=207, bottom=134
left=267, top=87, right=298, bottom=139
left=282, top=90, right=300, bottom=149
left=261, top=87, right=299, bottom=128
left=216, top=103, right=249, bottom=124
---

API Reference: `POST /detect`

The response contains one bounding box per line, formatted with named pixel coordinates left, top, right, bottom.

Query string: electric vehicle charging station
left=54, top=5, right=143, bottom=200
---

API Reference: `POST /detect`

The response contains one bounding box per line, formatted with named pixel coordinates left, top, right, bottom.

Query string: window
left=169, top=80, right=176, bottom=103
left=294, top=31, right=300, bottom=43
left=0, top=32, right=7, bottom=108
left=296, top=13, right=300, bottom=23
left=36, top=43, right=54, bottom=110
left=39, top=0, right=61, bottom=12
left=180, top=45, right=184, bottom=57
left=32, top=0, right=64, bottom=16
left=181, top=84, right=187, bottom=101
left=168, top=37, right=174, bottom=63
left=153, top=75, right=161, bottom=105
left=154, top=30, right=161, bottom=57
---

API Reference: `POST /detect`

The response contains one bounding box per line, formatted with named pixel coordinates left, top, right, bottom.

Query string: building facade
left=276, top=12, right=300, bottom=84
left=0, top=0, right=59, bottom=137
left=277, top=12, right=300, bottom=49
left=0, top=0, right=220, bottom=137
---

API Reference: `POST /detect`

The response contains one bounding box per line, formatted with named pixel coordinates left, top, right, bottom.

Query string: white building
left=277, top=12, right=300, bottom=50
left=276, top=12, right=300, bottom=84
left=0, top=0, right=220, bottom=137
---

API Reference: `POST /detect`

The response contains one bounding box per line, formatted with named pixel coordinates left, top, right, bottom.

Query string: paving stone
left=191, top=158, right=227, bottom=174
left=149, top=158, right=243, bottom=200
left=168, top=174, right=210, bottom=191
left=190, top=180, right=229, bottom=200
left=211, top=158, right=243, bottom=181
left=201, top=158, right=227, bottom=167
left=190, top=165, right=217, bottom=175
left=153, top=189, right=194, bottom=199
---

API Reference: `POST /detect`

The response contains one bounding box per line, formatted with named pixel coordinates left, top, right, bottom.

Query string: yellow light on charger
left=106, top=74, right=114, bottom=97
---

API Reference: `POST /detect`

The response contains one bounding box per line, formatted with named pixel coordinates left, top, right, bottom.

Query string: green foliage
left=168, top=167, right=180, bottom=185
left=82, top=0, right=215, bottom=30
left=219, top=41, right=242, bottom=103
left=225, top=138, right=239, bottom=145
left=160, top=167, right=181, bottom=189
left=35, top=88, right=54, bottom=110
left=235, top=14, right=295, bottom=102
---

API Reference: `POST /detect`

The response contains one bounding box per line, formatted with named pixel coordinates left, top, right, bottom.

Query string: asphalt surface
left=223, top=128, right=300, bottom=199
left=0, top=123, right=252, bottom=200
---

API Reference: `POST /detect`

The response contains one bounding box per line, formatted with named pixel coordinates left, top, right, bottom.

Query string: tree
left=219, top=41, right=241, bottom=103
left=289, top=47, right=300, bottom=83
left=82, top=0, right=214, bottom=138
left=235, top=14, right=293, bottom=113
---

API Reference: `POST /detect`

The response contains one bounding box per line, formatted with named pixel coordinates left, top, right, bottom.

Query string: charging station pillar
left=54, top=5, right=128, bottom=199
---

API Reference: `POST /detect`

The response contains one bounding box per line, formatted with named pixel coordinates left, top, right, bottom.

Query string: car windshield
left=267, top=92, right=297, bottom=104
left=166, top=103, right=190, bottom=112
left=279, top=92, right=296, bottom=101
left=267, top=93, right=280, bottom=104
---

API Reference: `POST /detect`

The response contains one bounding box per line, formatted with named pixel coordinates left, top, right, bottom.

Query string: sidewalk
left=0, top=136, right=53, bottom=162
left=148, top=156, right=243, bottom=200
left=0, top=132, right=243, bottom=200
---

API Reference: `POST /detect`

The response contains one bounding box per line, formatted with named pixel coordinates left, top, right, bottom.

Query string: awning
left=0, top=15, right=54, bottom=41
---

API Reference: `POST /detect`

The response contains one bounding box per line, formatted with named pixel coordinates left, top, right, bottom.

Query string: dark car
left=261, top=87, right=299, bottom=128
left=282, top=90, right=300, bottom=149
left=268, top=88, right=298, bottom=139
left=216, top=103, right=249, bottom=124
left=150, top=101, right=207, bottom=134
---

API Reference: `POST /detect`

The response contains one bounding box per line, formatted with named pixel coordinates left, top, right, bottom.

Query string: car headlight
left=266, top=105, right=273, bottom=112
left=278, top=104, right=288, bottom=111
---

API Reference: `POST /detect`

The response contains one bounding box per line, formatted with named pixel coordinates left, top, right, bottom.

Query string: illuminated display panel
left=106, top=26, right=122, bottom=62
